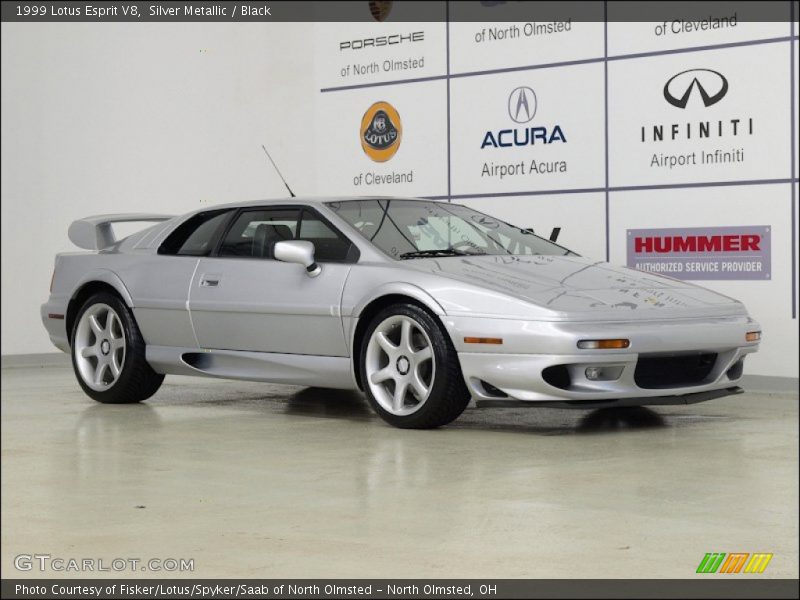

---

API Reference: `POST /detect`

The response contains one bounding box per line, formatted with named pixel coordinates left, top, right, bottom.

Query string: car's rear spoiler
left=68, top=214, right=174, bottom=250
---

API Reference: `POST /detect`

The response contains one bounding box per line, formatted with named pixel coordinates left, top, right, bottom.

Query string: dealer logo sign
left=369, top=1, right=393, bottom=21
left=507, top=86, right=537, bottom=123
left=663, top=68, right=728, bottom=109
left=481, top=86, right=566, bottom=148
left=627, top=226, right=771, bottom=280
left=360, top=101, right=402, bottom=162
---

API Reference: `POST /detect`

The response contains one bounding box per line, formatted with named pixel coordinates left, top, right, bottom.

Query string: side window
left=297, top=210, right=358, bottom=263
left=158, top=210, right=232, bottom=256
left=217, top=209, right=300, bottom=258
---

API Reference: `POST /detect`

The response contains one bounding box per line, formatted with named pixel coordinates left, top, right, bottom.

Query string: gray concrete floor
left=1, top=364, right=797, bottom=579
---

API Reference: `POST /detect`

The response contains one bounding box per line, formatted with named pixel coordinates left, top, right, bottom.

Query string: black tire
left=359, top=303, right=471, bottom=429
left=71, top=292, right=164, bottom=404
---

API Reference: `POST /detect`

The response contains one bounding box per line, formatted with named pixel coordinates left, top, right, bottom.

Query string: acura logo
left=663, top=69, right=728, bottom=109
left=507, top=86, right=537, bottom=123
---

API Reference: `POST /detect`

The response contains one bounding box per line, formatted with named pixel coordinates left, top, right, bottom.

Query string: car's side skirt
left=146, top=345, right=357, bottom=389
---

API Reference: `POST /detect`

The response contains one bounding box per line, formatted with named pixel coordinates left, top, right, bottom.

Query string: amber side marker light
left=577, top=339, right=630, bottom=350
left=464, top=337, right=503, bottom=345
left=746, top=331, right=762, bottom=342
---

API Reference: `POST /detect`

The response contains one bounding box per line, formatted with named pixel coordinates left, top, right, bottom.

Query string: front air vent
left=634, top=353, right=717, bottom=389
left=726, top=359, right=745, bottom=381
left=542, top=365, right=571, bottom=390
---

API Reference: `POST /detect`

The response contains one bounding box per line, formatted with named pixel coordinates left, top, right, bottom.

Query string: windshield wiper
left=399, top=248, right=478, bottom=259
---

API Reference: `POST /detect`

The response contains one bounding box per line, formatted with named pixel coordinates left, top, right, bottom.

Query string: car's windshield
left=326, top=199, right=575, bottom=259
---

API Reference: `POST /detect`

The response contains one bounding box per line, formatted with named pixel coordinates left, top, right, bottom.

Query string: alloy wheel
left=365, top=315, right=435, bottom=416
left=74, top=303, right=126, bottom=391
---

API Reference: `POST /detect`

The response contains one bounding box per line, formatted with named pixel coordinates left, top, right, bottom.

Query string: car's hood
left=403, top=254, right=747, bottom=321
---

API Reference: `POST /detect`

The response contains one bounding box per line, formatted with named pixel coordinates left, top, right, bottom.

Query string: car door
left=188, top=206, right=357, bottom=357
left=128, top=208, right=234, bottom=348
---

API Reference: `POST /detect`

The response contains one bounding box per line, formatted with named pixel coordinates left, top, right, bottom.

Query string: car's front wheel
left=360, top=303, right=470, bottom=428
left=71, top=292, right=164, bottom=403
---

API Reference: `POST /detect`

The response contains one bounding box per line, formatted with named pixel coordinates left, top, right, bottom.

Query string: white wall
left=2, top=15, right=798, bottom=380
left=313, top=11, right=798, bottom=379
left=1, top=22, right=316, bottom=355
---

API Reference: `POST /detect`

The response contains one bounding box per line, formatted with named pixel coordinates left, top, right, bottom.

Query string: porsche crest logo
left=368, top=1, right=392, bottom=21
left=360, top=101, right=402, bottom=162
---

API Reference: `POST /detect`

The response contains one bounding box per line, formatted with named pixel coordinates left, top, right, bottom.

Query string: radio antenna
left=261, top=144, right=296, bottom=198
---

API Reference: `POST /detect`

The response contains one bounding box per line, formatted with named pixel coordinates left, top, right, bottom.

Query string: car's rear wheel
left=71, top=292, right=164, bottom=403
left=360, top=303, right=470, bottom=428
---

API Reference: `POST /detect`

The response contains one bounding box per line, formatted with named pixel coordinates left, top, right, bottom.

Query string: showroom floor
left=2, top=363, right=797, bottom=579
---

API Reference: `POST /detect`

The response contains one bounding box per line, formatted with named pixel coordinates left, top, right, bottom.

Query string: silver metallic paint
left=68, top=214, right=173, bottom=250
left=42, top=197, right=761, bottom=405
left=273, top=240, right=322, bottom=277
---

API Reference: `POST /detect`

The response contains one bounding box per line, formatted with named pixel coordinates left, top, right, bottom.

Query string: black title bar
left=1, top=1, right=797, bottom=23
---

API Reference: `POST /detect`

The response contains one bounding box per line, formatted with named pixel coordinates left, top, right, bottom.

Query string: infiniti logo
left=507, top=86, right=537, bottom=123
left=663, top=69, right=729, bottom=109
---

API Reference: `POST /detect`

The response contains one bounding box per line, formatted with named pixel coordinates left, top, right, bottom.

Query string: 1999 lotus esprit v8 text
left=42, top=197, right=761, bottom=428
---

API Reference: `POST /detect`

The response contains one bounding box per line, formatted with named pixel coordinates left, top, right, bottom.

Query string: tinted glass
left=297, top=210, right=356, bottom=262
left=327, top=199, right=575, bottom=259
left=177, top=212, right=230, bottom=256
left=159, top=210, right=232, bottom=256
left=218, top=209, right=300, bottom=258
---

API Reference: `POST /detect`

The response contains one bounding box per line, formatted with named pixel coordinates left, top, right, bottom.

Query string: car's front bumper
left=444, top=313, right=760, bottom=405
left=472, top=386, right=744, bottom=409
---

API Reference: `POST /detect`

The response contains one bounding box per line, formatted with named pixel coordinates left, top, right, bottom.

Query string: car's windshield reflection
left=327, top=198, right=574, bottom=260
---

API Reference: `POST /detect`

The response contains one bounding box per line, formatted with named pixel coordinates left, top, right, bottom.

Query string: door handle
left=200, top=275, right=220, bottom=287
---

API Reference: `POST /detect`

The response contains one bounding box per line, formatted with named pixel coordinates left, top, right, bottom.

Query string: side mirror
left=273, top=240, right=321, bottom=277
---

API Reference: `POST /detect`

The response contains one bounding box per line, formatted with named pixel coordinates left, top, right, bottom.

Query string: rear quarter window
left=158, top=210, right=232, bottom=256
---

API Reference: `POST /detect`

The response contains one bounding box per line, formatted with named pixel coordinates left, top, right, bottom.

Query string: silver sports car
left=42, top=197, right=761, bottom=428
